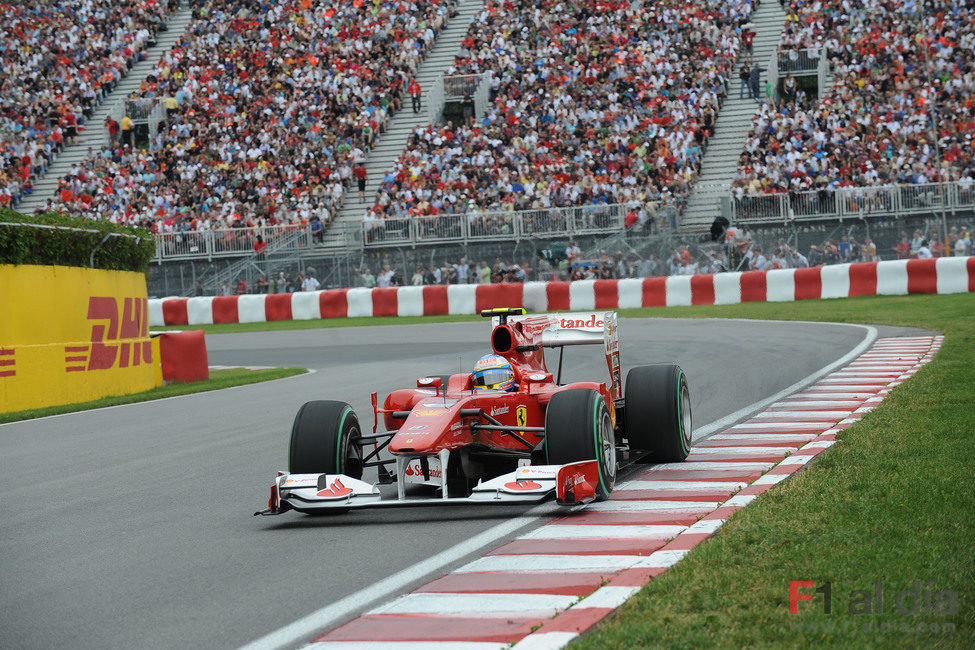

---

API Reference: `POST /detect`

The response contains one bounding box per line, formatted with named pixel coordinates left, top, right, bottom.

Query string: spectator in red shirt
left=353, top=164, right=368, bottom=201
left=409, top=80, right=422, bottom=113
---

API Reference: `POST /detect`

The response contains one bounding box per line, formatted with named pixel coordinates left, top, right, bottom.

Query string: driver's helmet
left=473, top=354, right=514, bottom=391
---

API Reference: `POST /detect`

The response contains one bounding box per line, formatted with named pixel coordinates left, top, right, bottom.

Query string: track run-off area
left=0, top=318, right=933, bottom=649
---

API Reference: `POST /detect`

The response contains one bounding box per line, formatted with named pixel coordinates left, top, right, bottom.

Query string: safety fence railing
left=442, top=72, right=494, bottom=123
left=730, top=182, right=974, bottom=225
left=154, top=223, right=308, bottom=261
left=776, top=47, right=821, bottom=74
left=362, top=203, right=626, bottom=247
left=443, top=74, right=482, bottom=98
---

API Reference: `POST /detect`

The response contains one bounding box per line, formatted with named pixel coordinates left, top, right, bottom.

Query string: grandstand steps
left=330, top=0, right=484, bottom=232
left=18, top=2, right=195, bottom=214
left=679, top=0, right=788, bottom=232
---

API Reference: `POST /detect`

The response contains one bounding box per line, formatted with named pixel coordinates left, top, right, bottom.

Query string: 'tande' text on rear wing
left=493, top=311, right=621, bottom=399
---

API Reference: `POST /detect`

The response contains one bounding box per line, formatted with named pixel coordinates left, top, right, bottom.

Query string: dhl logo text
left=65, top=297, right=152, bottom=373
left=0, top=348, right=14, bottom=378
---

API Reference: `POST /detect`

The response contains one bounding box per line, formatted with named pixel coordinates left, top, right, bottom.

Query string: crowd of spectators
left=363, top=0, right=756, bottom=230
left=44, top=0, right=454, bottom=232
left=0, top=0, right=175, bottom=209
left=732, top=0, right=975, bottom=201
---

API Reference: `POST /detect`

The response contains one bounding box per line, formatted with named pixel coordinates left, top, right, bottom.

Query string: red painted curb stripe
left=685, top=451, right=790, bottom=462
left=315, top=614, right=538, bottom=643
left=610, top=489, right=741, bottom=501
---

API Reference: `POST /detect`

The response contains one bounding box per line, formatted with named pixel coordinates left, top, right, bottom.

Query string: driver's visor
left=474, top=369, right=512, bottom=388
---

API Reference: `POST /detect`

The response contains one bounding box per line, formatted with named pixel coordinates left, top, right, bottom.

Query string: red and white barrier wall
left=148, top=257, right=974, bottom=326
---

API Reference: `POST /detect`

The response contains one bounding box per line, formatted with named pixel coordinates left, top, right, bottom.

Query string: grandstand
left=4, top=0, right=972, bottom=297
left=5, top=1, right=192, bottom=213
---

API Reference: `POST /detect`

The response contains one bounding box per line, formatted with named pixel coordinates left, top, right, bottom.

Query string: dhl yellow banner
left=0, top=264, right=162, bottom=413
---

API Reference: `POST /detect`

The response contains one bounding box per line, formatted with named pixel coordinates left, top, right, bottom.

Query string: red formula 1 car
left=257, top=308, right=692, bottom=516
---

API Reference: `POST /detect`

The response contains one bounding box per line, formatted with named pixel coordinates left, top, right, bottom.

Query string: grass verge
left=572, top=292, right=974, bottom=648
left=0, top=367, right=307, bottom=424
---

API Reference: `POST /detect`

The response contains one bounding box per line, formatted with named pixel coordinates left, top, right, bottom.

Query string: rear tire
left=624, top=364, right=692, bottom=462
left=544, top=389, right=616, bottom=500
left=289, top=400, right=363, bottom=478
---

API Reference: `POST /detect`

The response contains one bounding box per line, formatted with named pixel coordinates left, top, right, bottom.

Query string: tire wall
left=148, top=257, right=975, bottom=326
left=1, top=264, right=162, bottom=413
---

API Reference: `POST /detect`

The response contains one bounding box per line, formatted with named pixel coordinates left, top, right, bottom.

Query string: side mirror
left=417, top=376, right=443, bottom=396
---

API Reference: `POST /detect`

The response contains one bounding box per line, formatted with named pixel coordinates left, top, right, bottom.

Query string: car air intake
left=491, top=325, right=513, bottom=354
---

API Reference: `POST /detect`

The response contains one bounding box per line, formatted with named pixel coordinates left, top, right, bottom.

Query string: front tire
left=624, top=364, right=692, bottom=462
left=289, top=400, right=363, bottom=478
left=544, top=389, right=616, bottom=500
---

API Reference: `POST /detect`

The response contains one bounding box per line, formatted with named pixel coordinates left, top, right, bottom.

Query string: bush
left=0, top=209, right=154, bottom=272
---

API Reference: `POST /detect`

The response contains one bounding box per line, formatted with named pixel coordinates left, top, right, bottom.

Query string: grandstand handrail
left=729, top=181, right=974, bottom=225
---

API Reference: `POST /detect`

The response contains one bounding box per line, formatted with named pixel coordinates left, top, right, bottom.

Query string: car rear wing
left=491, top=310, right=622, bottom=399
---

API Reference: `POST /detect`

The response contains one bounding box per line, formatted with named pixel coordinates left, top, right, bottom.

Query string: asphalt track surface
left=0, top=318, right=929, bottom=649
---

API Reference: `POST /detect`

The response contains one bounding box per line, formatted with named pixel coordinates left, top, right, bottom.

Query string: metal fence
left=731, top=182, right=974, bottom=225
left=154, top=224, right=308, bottom=261
left=362, top=204, right=626, bottom=247
left=776, top=48, right=821, bottom=74
left=443, top=74, right=482, bottom=98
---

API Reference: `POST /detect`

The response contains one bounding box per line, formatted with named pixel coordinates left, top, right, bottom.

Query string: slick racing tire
left=544, top=388, right=616, bottom=500
left=624, top=364, right=692, bottom=462
left=289, top=400, right=363, bottom=478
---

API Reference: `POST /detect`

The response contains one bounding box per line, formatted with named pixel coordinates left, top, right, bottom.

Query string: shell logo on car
left=413, top=409, right=447, bottom=417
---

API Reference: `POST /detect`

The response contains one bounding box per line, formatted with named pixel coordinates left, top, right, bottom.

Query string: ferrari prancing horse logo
left=516, top=405, right=527, bottom=427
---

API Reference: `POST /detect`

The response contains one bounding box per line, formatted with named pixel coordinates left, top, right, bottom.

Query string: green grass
left=0, top=367, right=307, bottom=424
left=569, top=292, right=975, bottom=648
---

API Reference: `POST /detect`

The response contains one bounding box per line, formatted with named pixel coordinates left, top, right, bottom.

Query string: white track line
left=240, top=323, right=878, bottom=650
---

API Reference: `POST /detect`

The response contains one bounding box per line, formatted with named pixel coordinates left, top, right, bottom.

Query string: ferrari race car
left=257, top=308, right=692, bottom=516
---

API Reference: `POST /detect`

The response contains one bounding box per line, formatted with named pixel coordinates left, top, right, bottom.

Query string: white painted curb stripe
left=367, top=592, right=577, bottom=617
left=304, top=641, right=508, bottom=650
left=749, top=411, right=853, bottom=419
left=511, top=632, right=579, bottom=650
left=631, top=550, right=689, bottom=568
left=616, top=480, right=749, bottom=491
left=707, top=433, right=818, bottom=443
left=456, top=555, right=641, bottom=573
left=574, top=586, right=642, bottom=609
left=729, top=422, right=834, bottom=431
left=689, top=446, right=793, bottom=456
